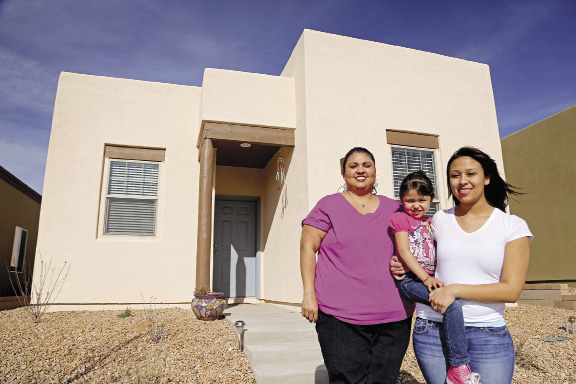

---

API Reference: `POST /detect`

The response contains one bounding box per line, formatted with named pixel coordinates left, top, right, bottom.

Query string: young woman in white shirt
left=392, top=146, right=532, bottom=384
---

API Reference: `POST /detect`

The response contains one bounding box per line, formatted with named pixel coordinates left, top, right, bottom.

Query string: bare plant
left=8, top=253, right=70, bottom=323
left=194, top=285, right=210, bottom=295
left=141, top=294, right=168, bottom=342
left=514, top=336, right=543, bottom=371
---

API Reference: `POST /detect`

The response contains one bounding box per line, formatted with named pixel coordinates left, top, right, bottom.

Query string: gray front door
left=213, top=199, right=257, bottom=297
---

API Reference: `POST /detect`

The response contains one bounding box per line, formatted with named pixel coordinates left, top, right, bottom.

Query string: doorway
left=213, top=197, right=258, bottom=298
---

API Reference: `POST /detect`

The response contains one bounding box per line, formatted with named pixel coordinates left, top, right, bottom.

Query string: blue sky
left=1, top=0, right=575, bottom=194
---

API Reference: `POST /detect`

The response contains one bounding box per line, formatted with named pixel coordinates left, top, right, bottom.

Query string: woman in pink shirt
left=300, top=147, right=414, bottom=384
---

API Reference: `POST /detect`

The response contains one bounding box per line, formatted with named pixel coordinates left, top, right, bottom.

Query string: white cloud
left=0, top=48, right=56, bottom=113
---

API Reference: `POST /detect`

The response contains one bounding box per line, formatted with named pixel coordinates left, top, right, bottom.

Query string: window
left=391, top=146, right=439, bottom=217
left=105, top=160, right=160, bottom=235
left=11, top=226, right=28, bottom=273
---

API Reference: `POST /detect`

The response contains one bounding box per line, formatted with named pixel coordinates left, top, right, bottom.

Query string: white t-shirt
left=416, top=207, right=533, bottom=323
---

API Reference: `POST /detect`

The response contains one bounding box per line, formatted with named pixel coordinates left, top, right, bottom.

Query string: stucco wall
left=0, top=176, right=41, bottom=296
left=501, top=105, right=576, bottom=281
left=258, top=34, right=311, bottom=303
left=255, top=30, right=505, bottom=304
left=36, top=72, right=202, bottom=304
left=201, top=68, right=296, bottom=129
left=301, top=30, right=503, bottom=209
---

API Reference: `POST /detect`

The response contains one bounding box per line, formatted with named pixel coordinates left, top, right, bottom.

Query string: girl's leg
left=412, top=318, right=449, bottom=384
left=443, top=299, right=470, bottom=367
left=401, top=277, right=470, bottom=368
left=399, top=275, right=433, bottom=304
left=466, top=325, right=515, bottom=384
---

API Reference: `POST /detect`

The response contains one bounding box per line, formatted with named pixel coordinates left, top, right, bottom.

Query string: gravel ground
left=0, top=304, right=574, bottom=383
left=398, top=304, right=576, bottom=384
left=0, top=307, right=256, bottom=383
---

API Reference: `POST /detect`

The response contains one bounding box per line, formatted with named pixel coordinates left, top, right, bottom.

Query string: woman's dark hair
left=446, top=146, right=521, bottom=212
left=341, top=147, right=377, bottom=194
left=399, top=171, right=435, bottom=201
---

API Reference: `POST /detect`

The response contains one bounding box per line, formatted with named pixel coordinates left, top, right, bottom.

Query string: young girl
left=389, top=171, right=479, bottom=384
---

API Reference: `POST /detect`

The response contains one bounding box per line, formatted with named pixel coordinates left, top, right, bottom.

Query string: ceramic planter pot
left=191, top=292, right=226, bottom=320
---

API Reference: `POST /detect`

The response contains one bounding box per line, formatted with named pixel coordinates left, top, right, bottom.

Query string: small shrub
left=194, top=285, right=210, bottom=295
left=117, top=307, right=132, bottom=318
left=141, top=294, right=168, bottom=343
left=514, top=336, right=542, bottom=371
left=8, top=253, right=70, bottom=324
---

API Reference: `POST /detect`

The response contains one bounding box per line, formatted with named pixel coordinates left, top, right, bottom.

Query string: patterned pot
left=191, top=292, right=226, bottom=321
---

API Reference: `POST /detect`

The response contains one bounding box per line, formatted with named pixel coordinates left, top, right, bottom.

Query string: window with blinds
left=391, top=146, right=439, bottom=217
left=11, top=226, right=27, bottom=273
left=105, top=160, right=159, bottom=235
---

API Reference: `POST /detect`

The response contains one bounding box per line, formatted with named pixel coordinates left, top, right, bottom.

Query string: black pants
left=316, top=310, right=411, bottom=384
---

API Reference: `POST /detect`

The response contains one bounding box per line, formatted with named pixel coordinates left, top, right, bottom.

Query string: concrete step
left=245, top=341, right=323, bottom=366
left=245, top=327, right=317, bottom=344
left=225, top=303, right=328, bottom=384
left=253, top=361, right=328, bottom=384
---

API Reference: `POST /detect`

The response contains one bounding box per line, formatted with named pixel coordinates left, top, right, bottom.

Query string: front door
left=213, top=198, right=257, bottom=297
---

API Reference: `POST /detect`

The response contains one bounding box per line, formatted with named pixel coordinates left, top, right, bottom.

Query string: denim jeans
left=413, top=318, right=515, bottom=384
left=399, top=273, right=469, bottom=366
left=316, top=310, right=411, bottom=384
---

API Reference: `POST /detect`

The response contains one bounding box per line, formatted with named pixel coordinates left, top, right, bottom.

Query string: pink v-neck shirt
left=302, top=193, right=414, bottom=325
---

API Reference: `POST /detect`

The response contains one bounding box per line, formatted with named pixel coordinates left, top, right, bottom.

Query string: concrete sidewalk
left=225, top=303, right=328, bottom=384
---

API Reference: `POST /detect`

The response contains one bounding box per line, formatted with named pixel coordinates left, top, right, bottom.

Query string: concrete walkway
left=225, top=303, right=328, bottom=384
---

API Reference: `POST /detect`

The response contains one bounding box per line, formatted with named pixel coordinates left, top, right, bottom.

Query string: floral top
left=389, top=212, right=436, bottom=274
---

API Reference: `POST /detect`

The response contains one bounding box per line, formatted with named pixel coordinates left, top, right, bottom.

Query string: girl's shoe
left=446, top=364, right=481, bottom=384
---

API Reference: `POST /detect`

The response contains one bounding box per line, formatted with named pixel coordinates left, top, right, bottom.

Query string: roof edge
left=0, top=165, right=42, bottom=203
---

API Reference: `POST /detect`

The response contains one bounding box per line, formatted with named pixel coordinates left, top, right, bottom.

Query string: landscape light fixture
left=234, top=320, right=246, bottom=351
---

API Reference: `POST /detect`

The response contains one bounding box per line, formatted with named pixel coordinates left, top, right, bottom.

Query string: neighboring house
left=501, top=105, right=576, bottom=284
left=36, top=29, right=505, bottom=309
left=0, top=166, right=41, bottom=309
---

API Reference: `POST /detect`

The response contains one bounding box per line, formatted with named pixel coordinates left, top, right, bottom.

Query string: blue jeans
left=316, top=310, right=411, bottom=384
left=399, top=273, right=469, bottom=366
left=413, top=318, right=515, bottom=384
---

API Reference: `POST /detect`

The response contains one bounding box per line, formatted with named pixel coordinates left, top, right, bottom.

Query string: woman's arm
left=430, top=237, right=530, bottom=313
left=300, top=224, right=327, bottom=323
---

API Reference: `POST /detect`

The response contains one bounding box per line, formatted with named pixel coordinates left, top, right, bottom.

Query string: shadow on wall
left=261, top=146, right=294, bottom=250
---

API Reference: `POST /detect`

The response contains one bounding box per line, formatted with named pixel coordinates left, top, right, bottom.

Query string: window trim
left=97, top=145, right=166, bottom=239
left=389, top=144, right=442, bottom=217
left=11, top=226, right=28, bottom=273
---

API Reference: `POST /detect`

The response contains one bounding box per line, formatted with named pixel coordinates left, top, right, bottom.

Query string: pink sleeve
left=388, top=212, right=411, bottom=234
left=302, top=198, right=332, bottom=232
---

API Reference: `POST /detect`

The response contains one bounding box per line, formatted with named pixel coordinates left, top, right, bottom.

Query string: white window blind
left=11, top=226, right=27, bottom=273
left=106, top=161, right=159, bottom=235
left=391, top=146, right=439, bottom=217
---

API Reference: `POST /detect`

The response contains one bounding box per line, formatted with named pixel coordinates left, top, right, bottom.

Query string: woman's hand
left=429, top=285, right=458, bottom=314
left=390, top=255, right=409, bottom=280
left=423, top=277, right=445, bottom=293
left=301, top=292, right=319, bottom=323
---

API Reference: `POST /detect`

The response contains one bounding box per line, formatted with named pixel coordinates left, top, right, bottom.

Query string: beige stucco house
left=36, top=29, right=505, bottom=309
left=1, top=166, right=41, bottom=310
left=502, top=105, right=576, bottom=284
